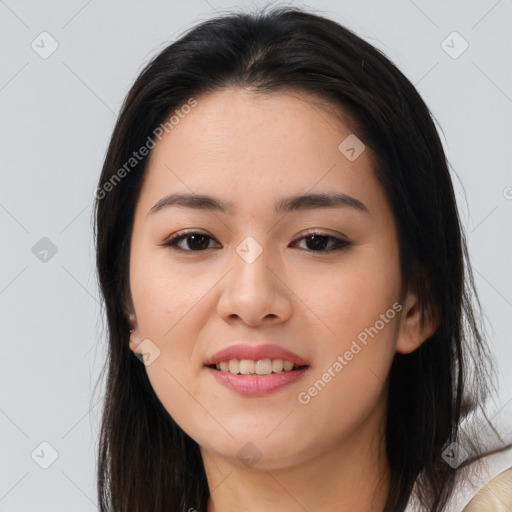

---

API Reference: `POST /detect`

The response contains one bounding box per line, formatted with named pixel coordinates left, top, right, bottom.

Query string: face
left=127, top=87, right=428, bottom=471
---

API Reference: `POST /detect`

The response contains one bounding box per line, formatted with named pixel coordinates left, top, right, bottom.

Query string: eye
left=290, top=231, right=352, bottom=253
left=160, top=230, right=351, bottom=253
left=161, top=231, right=220, bottom=252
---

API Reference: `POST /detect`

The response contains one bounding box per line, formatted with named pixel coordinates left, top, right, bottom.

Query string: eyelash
left=160, top=230, right=352, bottom=254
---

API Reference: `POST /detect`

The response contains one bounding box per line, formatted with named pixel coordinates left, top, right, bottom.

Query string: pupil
left=306, top=234, right=328, bottom=251
left=188, top=235, right=209, bottom=250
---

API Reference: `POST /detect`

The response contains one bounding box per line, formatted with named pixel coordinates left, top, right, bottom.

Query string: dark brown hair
left=93, top=5, right=508, bottom=511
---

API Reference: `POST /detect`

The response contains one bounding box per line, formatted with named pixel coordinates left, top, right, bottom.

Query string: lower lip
left=205, top=366, right=309, bottom=396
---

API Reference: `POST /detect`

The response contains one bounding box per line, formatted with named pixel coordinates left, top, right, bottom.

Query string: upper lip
left=205, top=343, right=310, bottom=366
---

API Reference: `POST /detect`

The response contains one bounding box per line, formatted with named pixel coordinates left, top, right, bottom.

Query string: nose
left=216, top=240, right=293, bottom=327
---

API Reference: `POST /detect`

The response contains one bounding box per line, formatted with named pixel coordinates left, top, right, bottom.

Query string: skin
left=127, top=87, right=438, bottom=512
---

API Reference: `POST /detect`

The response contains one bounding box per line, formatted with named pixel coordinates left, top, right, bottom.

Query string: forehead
left=148, top=87, right=362, bottom=164
left=136, top=87, right=385, bottom=218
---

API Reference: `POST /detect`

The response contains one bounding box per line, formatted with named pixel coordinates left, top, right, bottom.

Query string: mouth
left=203, top=343, right=311, bottom=396
left=204, top=362, right=310, bottom=396
left=206, top=359, right=309, bottom=375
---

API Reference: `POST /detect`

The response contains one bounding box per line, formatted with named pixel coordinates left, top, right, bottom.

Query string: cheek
left=129, top=247, right=220, bottom=431
left=294, top=353, right=390, bottom=457
left=298, top=242, right=401, bottom=413
left=307, top=248, right=401, bottom=343
left=129, top=245, right=205, bottom=339
left=296, top=295, right=400, bottom=448
left=144, top=359, right=228, bottom=449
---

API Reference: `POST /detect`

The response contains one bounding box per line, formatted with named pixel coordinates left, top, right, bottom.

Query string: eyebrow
left=147, top=192, right=369, bottom=216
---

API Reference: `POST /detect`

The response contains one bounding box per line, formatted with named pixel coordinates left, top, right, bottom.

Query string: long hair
left=92, top=5, right=506, bottom=511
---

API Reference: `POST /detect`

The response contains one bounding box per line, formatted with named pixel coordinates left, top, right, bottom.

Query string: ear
left=396, top=289, right=440, bottom=354
left=127, top=312, right=142, bottom=353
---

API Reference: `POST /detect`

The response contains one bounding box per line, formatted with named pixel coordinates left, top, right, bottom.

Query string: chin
left=200, top=433, right=313, bottom=471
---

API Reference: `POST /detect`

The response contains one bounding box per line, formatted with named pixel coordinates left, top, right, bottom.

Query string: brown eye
left=162, top=232, right=219, bottom=252
left=291, top=232, right=352, bottom=253
left=161, top=230, right=351, bottom=254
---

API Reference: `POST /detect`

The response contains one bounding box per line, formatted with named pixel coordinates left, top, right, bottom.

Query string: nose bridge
left=231, top=234, right=274, bottom=297
left=217, top=234, right=291, bottom=324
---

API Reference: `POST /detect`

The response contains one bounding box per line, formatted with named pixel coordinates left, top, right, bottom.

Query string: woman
left=93, top=6, right=511, bottom=511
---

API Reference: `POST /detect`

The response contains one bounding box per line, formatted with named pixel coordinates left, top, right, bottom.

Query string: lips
left=204, top=343, right=310, bottom=367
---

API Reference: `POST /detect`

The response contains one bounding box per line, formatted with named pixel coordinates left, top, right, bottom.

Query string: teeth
left=213, top=358, right=302, bottom=375
left=255, top=359, right=272, bottom=375
left=272, top=359, right=284, bottom=372
left=228, top=359, right=239, bottom=374
left=283, top=360, right=294, bottom=371
left=239, top=359, right=255, bottom=374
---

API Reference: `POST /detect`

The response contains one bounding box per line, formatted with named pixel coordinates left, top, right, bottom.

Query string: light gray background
left=1, top=0, right=511, bottom=510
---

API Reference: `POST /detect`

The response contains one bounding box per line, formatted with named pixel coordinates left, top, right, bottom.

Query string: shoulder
left=445, top=444, right=512, bottom=512
left=463, top=467, right=512, bottom=511
left=404, top=444, right=512, bottom=512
